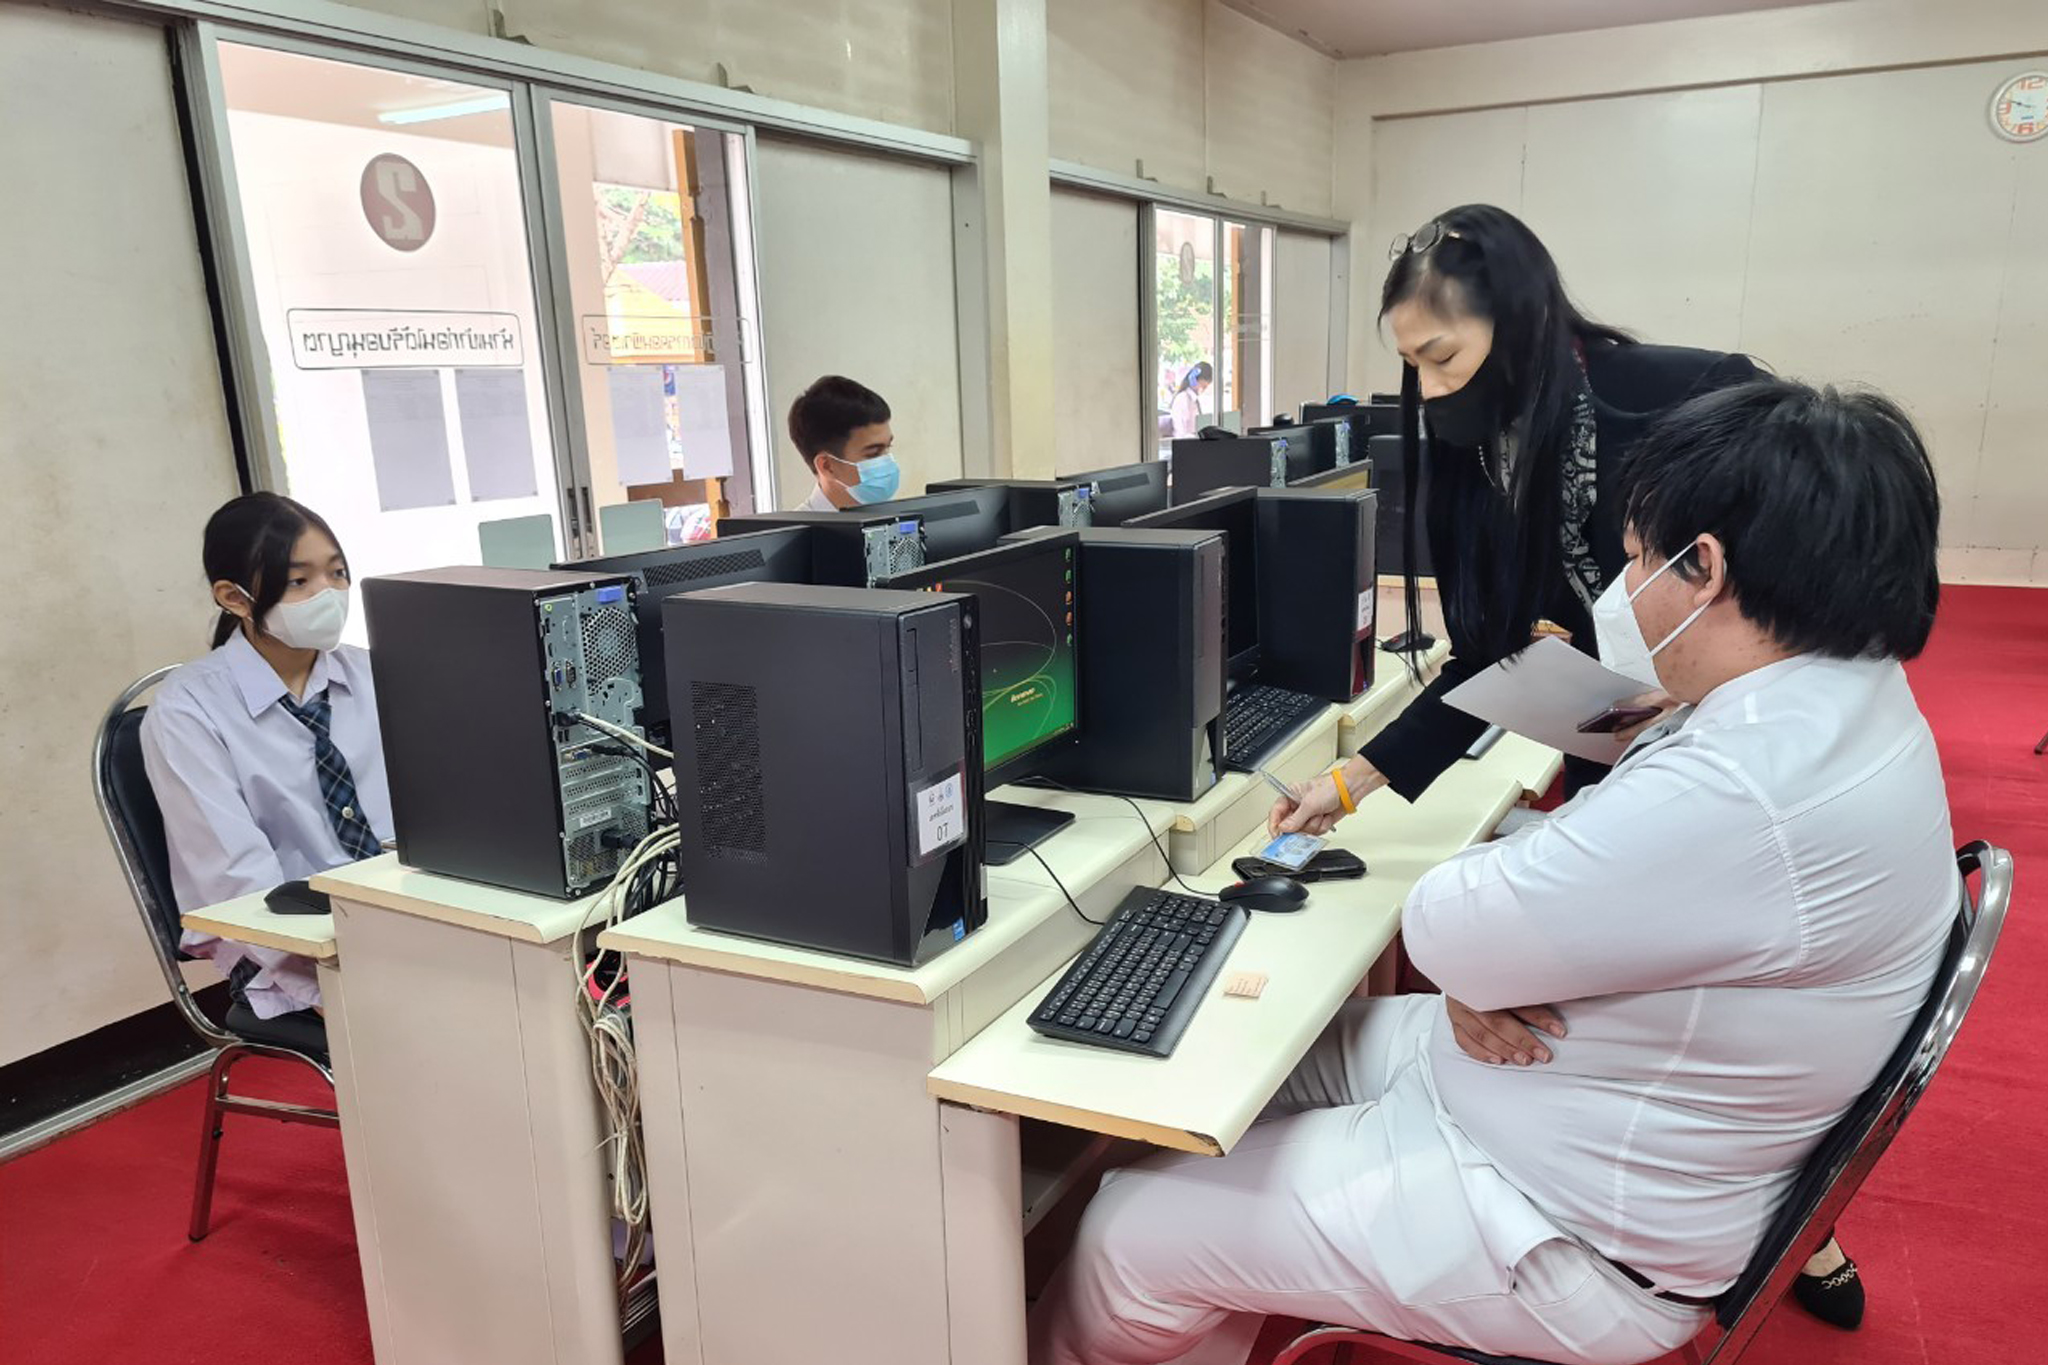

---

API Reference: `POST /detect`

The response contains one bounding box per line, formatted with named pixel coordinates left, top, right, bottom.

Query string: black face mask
left=1421, top=346, right=1509, bottom=448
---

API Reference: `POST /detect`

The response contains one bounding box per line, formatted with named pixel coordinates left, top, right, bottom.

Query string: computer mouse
left=265, top=878, right=332, bottom=917
left=1217, top=876, right=1310, bottom=914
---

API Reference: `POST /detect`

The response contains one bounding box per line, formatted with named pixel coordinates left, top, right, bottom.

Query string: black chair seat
left=224, top=1001, right=330, bottom=1065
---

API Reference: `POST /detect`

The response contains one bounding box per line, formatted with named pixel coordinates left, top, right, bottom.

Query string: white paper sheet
left=362, top=369, right=455, bottom=512
left=1441, top=635, right=1659, bottom=765
left=671, top=363, right=736, bottom=480
left=454, top=368, right=539, bottom=501
left=607, top=365, right=673, bottom=488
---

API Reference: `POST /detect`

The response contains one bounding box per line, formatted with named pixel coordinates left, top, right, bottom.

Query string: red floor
left=4, top=586, right=2042, bottom=1365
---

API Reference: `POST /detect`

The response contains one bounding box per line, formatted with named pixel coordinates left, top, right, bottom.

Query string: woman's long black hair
left=1382, top=205, right=1633, bottom=664
left=202, top=492, right=347, bottom=648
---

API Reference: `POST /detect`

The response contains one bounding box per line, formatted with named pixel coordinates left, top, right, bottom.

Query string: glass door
left=212, top=41, right=572, bottom=630
left=1151, top=207, right=1218, bottom=460
left=539, top=98, right=763, bottom=552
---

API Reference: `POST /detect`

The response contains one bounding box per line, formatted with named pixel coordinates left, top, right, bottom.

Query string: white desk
left=303, top=856, right=632, bottom=1365
left=606, top=737, right=1560, bottom=1365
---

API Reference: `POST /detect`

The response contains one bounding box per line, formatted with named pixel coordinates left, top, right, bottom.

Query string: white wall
left=1342, top=44, right=2048, bottom=584
left=752, top=137, right=965, bottom=504
left=1049, top=188, right=1143, bottom=473
left=350, top=0, right=959, bottom=135
left=1048, top=0, right=1338, bottom=215
left=0, top=6, right=243, bottom=1064
left=1273, top=229, right=1334, bottom=414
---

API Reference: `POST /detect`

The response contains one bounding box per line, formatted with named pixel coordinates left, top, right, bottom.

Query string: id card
left=1256, top=832, right=1326, bottom=871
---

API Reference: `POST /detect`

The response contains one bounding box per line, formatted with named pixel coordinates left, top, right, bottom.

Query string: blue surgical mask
left=845, top=453, right=901, bottom=504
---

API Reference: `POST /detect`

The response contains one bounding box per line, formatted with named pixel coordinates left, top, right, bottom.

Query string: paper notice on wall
left=607, top=365, right=672, bottom=488
left=454, top=369, right=538, bottom=502
left=914, top=771, right=967, bottom=859
left=672, top=364, right=736, bottom=480
left=362, top=369, right=456, bottom=512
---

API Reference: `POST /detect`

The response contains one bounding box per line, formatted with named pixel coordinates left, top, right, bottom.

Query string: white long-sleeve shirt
left=139, top=632, right=392, bottom=1017
left=1404, top=653, right=1955, bottom=1296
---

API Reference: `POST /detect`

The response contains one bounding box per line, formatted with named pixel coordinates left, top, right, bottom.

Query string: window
left=1148, top=208, right=1276, bottom=460
left=201, top=38, right=773, bottom=632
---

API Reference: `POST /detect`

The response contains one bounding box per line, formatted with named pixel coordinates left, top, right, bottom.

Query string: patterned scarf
left=1485, top=366, right=1602, bottom=619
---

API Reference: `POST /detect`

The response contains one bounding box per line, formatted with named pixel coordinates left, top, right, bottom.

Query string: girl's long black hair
left=1382, top=205, right=1633, bottom=664
left=202, top=493, right=347, bottom=648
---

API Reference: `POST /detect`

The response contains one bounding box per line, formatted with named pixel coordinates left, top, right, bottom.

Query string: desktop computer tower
left=362, top=567, right=655, bottom=899
left=1038, top=528, right=1227, bottom=803
left=1365, top=435, right=1431, bottom=575
left=665, top=583, right=987, bottom=966
left=1170, top=434, right=1296, bottom=504
left=715, top=510, right=928, bottom=586
left=928, top=478, right=1096, bottom=531
left=1254, top=487, right=1379, bottom=703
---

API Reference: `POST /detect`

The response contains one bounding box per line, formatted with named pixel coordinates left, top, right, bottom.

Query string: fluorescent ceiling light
left=377, top=93, right=510, bottom=126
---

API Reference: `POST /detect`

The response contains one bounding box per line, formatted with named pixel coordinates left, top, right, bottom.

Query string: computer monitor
left=859, top=486, right=1012, bottom=562
left=1251, top=421, right=1348, bottom=473
left=1290, top=460, right=1375, bottom=492
left=885, top=531, right=1083, bottom=865
left=553, top=528, right=811, bottom=747
left=1061, top=461, right=1167, bottom=526
left=1127, top=487, right=1261, bottom=679
left=926, top=478, right=1095, bottom=531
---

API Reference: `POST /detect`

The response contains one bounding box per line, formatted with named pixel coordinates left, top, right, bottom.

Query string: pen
left=1258, top=767, right=1297, bottom=802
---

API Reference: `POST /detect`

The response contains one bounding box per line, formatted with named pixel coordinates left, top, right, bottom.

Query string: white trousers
left=1029, top=995, right=1707, bottom=1365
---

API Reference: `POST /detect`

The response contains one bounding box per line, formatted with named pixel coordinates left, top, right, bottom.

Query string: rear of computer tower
left=1039, top=529, right=1227, bottom=802
left=1365, top=435, right=1431, bottom=575
left=716, top=510, right=928, bottom=586
left=665, top=583, right=986, bottom=966
left=363, top=567, right=655, bottom=899
left=928, top=478, right=1096, bottom=530
left=1254, top=488, right=1379, bottom=702
left=1169, top=434, right=1292, bottom=503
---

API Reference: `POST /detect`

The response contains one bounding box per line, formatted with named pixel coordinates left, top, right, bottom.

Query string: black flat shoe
left=1792, top=1256, right=1864, bottom=1330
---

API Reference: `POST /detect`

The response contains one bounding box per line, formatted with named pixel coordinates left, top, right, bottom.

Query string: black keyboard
left=1027, top=888, right=1248, bottom=1058
left=1221, top=683, right=1327, bottom=772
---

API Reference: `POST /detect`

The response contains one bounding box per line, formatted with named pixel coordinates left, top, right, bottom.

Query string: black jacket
left=1360, top=342, right=1761, bottom=801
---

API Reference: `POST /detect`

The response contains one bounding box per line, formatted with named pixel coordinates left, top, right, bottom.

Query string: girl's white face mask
left=242, top=584, right=349, bottom=653
left=1592, top=545, right=1716, bottom=691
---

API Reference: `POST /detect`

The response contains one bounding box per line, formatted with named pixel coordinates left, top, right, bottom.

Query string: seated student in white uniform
left=141, top=493, right=391, bottom=1046
left=1032, top=377, right=1955, bottom=1365
left=788, top=374, right=900, bottom=511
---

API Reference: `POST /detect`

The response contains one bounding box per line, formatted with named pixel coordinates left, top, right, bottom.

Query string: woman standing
left=141, top=493, right=390, bottom=1047
left=1167, top=361, right=1214, bottom=438
left=1268, top=204, right=1863, bottom=1328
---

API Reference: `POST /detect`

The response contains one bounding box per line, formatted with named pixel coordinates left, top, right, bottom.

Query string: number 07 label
left=914, top=771, right=967, bottom=860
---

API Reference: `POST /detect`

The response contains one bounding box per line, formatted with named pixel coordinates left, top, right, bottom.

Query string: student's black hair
left=1174, top=361, right=1214, bottom=395
left=1616, top=377, right=1941, bottom=661
left=201, top=492, right=349, bottom=649
left=787, top=375, right=892, bottom=470
left=1381, top=204, right=1634, bottom=666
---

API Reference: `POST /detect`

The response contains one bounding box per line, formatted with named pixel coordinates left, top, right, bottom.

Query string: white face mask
left=1592, top=546, right=1716, bottom=691
left=242, top=585, right=350, bottom=653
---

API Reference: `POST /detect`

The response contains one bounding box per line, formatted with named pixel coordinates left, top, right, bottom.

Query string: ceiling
left=1222, top=0, right=1836, bottom=58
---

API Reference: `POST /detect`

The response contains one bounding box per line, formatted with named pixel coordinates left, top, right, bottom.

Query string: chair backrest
left=1703, top=841, right=2013, bottom=1360
left=92, top=668, right=233, bottom=1048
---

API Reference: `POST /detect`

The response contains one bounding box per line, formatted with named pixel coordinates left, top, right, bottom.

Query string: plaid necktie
left=279, top=691, right=382, bottom=861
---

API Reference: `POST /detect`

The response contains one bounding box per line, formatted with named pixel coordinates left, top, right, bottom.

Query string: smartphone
left=1255, top=832, right=1327, bottom=871
left=1576, top=704, right=1663, bottom=735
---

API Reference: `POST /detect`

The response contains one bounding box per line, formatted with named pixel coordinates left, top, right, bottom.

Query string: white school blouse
left=139, top=631, right=392, bottom=1019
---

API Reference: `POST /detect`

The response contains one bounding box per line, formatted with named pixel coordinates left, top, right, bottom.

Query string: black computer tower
left=928, top=478, right=1095, bottom=530
left=715, top=510, right=928, bottom=586
left=1255, top=487, right=1379, bottom=702
left=362, top=567, right=655, bottom=899
left=1037, top=528, right=1227, bottom=802
left=665, top=583, right=987, bottom=966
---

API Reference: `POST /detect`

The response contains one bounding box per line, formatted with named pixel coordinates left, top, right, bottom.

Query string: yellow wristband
left=1329, top=764, right=1358, bottom=815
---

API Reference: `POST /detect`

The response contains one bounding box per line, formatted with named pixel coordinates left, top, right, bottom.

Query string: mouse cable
left=989, top=837, right=1104, bottom=926
left=1013, top=779, right=1206, bottom=898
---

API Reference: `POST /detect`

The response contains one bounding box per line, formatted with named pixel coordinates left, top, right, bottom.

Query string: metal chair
left=93, top=667, right=340, bottom=1242
left=1276, top=840, right=2014, bottom=1365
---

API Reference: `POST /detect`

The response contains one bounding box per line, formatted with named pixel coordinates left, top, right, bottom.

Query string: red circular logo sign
left=359, top=154, right=436, bottom=252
